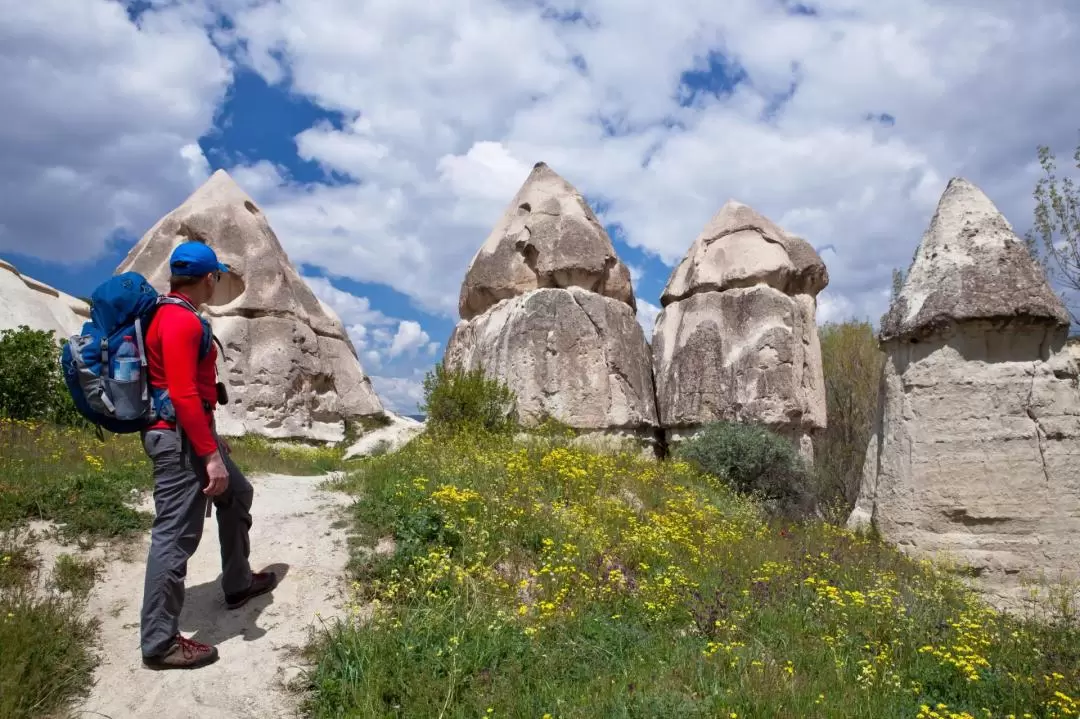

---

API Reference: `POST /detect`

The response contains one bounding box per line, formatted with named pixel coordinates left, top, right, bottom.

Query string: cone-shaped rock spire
left=880, top=177, right=1069, bottom=341
left=116, top=170, right=384, bottom=442
left=458, top=162, right=635, bottom=321
left=653, top=200, right=828, bottom=460
left=850, top=177, right=1080, bottom=610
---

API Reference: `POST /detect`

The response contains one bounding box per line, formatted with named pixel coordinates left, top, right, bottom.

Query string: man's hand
left=203, top=450, right=229, bottom=497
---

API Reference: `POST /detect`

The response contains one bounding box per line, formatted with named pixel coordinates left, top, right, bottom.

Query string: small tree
left=420, top=362, right=517, bottom=434
left=0, top=325, right=81, bottom=425
left=815, top=320, right=885, bottom=516
left=1026, top=137, right=1080, bottom=324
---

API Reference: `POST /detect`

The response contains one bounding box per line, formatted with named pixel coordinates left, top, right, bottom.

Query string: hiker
left=139, top=241, right=277, bottom=670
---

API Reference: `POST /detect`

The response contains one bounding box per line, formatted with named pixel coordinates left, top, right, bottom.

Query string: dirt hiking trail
left=68, top=473, right=354, bottom=719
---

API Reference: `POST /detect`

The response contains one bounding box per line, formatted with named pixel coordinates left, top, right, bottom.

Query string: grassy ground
left=306, top=429, right=1080, bottom=719
left=0, top=418, right=346, bottom=541
left=0, top=531, right=100, bottom=719
left=0, top=417, right=347, bottom=718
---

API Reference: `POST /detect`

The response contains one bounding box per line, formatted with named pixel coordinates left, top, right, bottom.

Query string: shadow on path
left=180, top=562, right=291, bottom=645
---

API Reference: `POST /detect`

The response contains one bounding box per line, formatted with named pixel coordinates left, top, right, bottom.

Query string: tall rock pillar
left=652, top=201, right=829, bottom=460
left=117, top=170, right=385, bottom=442
left=444, top=162, right=658, bottom=441
left=849, top=177, right=1080, bottom=608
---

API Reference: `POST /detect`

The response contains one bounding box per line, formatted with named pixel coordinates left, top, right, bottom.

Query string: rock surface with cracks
left=849, top=177, right=1080, bottom=610
left=652, top=200, right=828, bottom=460
left=446, top=162, right=657, bottom=442
left=116, top=169, right=385, bottom=443
left=0, top=258, right=90, bottom=340
left=457, top=161, right=635, bottom=321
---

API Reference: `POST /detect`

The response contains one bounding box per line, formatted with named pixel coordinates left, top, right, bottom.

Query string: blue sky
left=2, top=0, right=1079, bottom=412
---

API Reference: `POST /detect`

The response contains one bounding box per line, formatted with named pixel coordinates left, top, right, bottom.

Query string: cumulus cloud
left=370, top=375, right=427, bottom=416
left=4, top=0, right=1080, bottom=331
left=0, top=0, right=230, bottom=260
left=637, top=300, right=662, bottom=341
left=388, top=320, right=433, bottom=358
left=213, top=0, right=1080, bottom=324
left=303, top=274, right=439, bottom=408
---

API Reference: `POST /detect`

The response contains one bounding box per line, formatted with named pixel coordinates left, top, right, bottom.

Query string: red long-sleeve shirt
left=145, top=292, right=219, bottom=456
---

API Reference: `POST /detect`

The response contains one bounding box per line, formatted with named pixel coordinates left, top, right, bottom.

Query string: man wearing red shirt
left=139, top=241, right=276, bottom=670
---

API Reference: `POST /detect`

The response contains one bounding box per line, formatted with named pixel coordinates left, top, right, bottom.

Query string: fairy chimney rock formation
left=445, top=162, right=657, bottom=438
left=116, top=169, right=384, bottom=442
left=0, top=258, right=90, bottom=340
left=849, top=177, right=1080, bottom=608
left=458, top=162, right=635, bottom=321
left=652, top=201, right=828, bottom=457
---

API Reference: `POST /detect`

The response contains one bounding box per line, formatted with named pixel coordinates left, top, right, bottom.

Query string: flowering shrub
left=309, top=430, right=1080, bottom=718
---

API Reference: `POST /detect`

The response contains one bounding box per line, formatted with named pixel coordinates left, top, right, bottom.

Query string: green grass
left=0, top=418, right=349, bottom=719
left=0, top=418, right=153, bottom=540
left=228, top=434, right=346, bottom=476
left=0, top=417, right=347, bottom=542
left=305, top=429, right=1080, bottom=719
left=0, top=532, right=99, bottom=719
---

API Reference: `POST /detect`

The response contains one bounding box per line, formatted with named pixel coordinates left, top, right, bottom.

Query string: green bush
left=419, top=362, right=517, bottom=434
left=675, top=420, right=814, bottom=518
left=0, top=325, right=82, bottom=426
left=816, top=320, right=885, bottom=520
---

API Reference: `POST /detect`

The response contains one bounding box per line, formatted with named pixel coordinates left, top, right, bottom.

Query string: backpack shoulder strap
left=154, top=296, right=223, bottom=362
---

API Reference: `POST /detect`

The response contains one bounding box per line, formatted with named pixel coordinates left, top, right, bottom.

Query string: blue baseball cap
left=169, top=242, right=230, bottom=277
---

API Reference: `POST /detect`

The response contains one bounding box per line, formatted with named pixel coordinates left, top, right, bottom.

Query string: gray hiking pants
left=139, top=427, right=254, bottom=657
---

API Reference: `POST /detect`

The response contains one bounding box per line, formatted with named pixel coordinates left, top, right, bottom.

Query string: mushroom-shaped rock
left=458, top=162, right=635, bottom=321
left=653, top=201, right=828, bottom=459
left=445, top=161, right=657, bottom=441
left=445, top=287, right=658, bottom=432
left=0, top=258, right=90, bottom=340
left=116, top=170, right=384, bottom=442
left=849, top=177, right=1080, bottom=610
left=880, top=178, right=1069, bottom=342
left=661, top=201, right=828, bottom=305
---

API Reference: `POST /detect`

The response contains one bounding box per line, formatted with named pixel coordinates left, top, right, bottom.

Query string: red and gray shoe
left=225, top=570, right=278, bottom=610
left=143, top=634, right=219, bottom=670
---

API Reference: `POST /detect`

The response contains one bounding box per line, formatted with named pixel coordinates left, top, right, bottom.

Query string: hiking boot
left=225, top=570, right=278, bottom=610
left=142, top=635, right=219, bottom=670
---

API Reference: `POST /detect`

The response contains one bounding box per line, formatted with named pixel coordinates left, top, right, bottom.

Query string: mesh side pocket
left=105, top=378, right=148, bottom=421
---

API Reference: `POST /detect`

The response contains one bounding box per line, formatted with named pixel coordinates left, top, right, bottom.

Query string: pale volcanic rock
left=458, top=162, right=635, bottom=321
left=0, top=258, right=90, bottom=340
left=116, top=170, right=384, bottom=442
left=653, top=201, right=828, bottom=458
left=445, top=287, right=658, bottom=434
left=661, top=200, right=828, bottom=303
left=849, top=177, right=1080, bottom=609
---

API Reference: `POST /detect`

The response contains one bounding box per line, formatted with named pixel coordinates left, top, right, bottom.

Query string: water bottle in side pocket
left=113, top=336, right=141, bottom=383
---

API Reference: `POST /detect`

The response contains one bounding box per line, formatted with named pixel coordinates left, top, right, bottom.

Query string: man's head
left=168, top=241, right=231, bottom=305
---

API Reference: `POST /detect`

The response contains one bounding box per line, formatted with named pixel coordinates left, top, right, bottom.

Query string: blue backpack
left=61, top=271, right=216, bottom=435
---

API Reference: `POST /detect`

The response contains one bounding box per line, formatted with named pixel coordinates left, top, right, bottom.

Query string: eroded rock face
left=458, top=162, right=634, bottom=321
left=653, top=201, right=827, bottom=458
left=116, top=170, right=384, bottom=442
left=849, top=178, right=1080, bottom=609
left=0, top=259, right=90, bottom=340
left=445, top=287, right=658, bottom=433
left=446, top=162, right=656, bottom=438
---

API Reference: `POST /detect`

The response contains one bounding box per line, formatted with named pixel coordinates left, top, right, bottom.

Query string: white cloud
left=303, top=275, right=394, bottom=329
left=370, top=375, right=426, bottom=416
left=388, top=320, right=433, bottom=358
left=637, top=300, right=662, bottom=341
left=214, top=0, right=1080, bottom=325
left=0, top=0, right=230, bottom=261
left=4, top=0, right=1080, bottom=330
